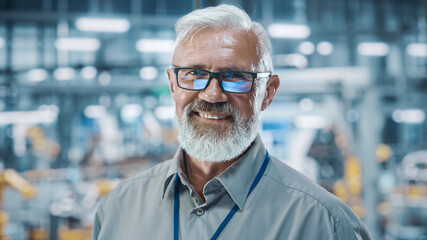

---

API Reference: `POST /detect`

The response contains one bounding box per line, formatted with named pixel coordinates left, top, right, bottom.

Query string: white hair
left=174, top=4, right=273, bottom=73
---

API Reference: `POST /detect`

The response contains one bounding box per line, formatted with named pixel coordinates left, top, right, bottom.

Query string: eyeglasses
left=171, top=67, right=271, bottom=94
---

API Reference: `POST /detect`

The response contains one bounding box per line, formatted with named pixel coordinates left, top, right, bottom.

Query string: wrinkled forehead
left=173, top=28, right=261, bottom=70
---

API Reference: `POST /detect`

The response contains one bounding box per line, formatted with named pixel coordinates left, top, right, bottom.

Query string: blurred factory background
left=0, top=0, right=426, bottom=239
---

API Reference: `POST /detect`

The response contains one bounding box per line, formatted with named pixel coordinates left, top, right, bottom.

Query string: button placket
left=196, top=208, right=205, bottom=216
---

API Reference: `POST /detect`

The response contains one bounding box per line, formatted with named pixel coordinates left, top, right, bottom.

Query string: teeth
left=199, top=112, right=227, bottom=120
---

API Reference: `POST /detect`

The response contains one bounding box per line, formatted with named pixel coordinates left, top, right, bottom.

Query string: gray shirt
left=92, top=136, right=371, bottom=240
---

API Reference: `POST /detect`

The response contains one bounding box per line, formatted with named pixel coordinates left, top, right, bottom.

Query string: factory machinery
left=0, top=0, right=426, bottom=239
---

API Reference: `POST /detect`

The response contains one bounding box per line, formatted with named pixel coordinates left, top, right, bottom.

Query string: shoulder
left=120, top=159, right=173, bottom=185
left=100, top=159, right=173, bottom=207
left=264, top=156, right=364, bottom=229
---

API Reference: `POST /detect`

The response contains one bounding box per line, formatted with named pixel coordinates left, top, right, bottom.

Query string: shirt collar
left=162, top=135, right=267, bottom=210
left=215, top=135, right=267, bottom=210
left=162, top=148, right=182, bottom=199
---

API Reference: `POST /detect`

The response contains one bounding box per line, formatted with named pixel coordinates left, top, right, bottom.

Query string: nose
left=198, top=77, right=228, bottom=103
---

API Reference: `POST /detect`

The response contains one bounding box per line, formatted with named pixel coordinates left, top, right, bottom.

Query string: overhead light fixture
left=121, top=104, right=143, bottom=121
left=38, top=104, right=59, bottom=113
left=294, top=115, right=330, bottom=129
left=84, top=105, right=107, bottom=119
left=299, top=98, right=314, bottom=111
left=405, top=109, right=425, bottom=123
left=268, top=24, right=311, bottom=39
left=0, top=37, right=5, bottom=49
left=76, top=17, right=130, bottom=33
left=155, top=106, right=175, bottom=120
left=27, top=68, right=48, bottom=82
left=298, top=41, right=315, bottom=55
left=357, top=42, right=389, bottom=56
left=136, top=39, right=175, bottom=53
left=139, top=66, right=158, bottom=80
left=407, top=43, right=427, bottom=57
left=98, top=71, right=111, bottom=86
left=392, top=109, right=425, bottom=124
left=54, top=67, right=75, bottom=81
left=55, top=37, right=100, bottom=51
left=317, top=41, right=334, bottom=55
left=81, top=66, right=97, bottom=79
left=274, top=54, right=308, bottom=69
left=0, top=110, right=58, bottom=124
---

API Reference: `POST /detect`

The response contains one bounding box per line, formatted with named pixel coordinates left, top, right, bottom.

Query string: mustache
left=186, top=100, right=236, bottom=117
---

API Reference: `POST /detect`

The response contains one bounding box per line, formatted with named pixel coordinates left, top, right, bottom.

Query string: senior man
left=92, top=4, right=371, bottom=240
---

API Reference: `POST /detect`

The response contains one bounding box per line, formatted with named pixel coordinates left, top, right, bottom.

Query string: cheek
left=172, top=90, right=199, bottom=115
left=239, top=104, right=255, bottom=117
left=229, top=95, right=256, bottom=117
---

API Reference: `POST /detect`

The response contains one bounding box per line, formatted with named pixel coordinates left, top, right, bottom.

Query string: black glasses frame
left=171, top=67, right=271, bottom=94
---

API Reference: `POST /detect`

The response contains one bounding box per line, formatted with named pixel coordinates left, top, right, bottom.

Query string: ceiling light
left=38, top=104, right=59, bottom=114
left=357, top=42, right=389, bottom=56
left=81, top=66, right=97, bottom=80
left=392, top=110, right=404, bottom=123
left=121, top=104, right=143, bottom=121
left=299, top=98, right=314, bottom=111
left=392, top=109, right=425, bottom=124
left=136, top=39, right=175, bottom=53
left=55, top=38, right=100, bottom=51
left=405, top=109, right=425, bottom=123
left=294, top=115, right=330, bottom=129
left=27, top=68, right=48, bottom=82
left=407, top=43, right=427, bottom=57
left=0, top=110, right=58, bottom=124
left=84, top=105, right=107, bottom=119
left=275, top=54, right=308, bottom=69
left=54, top=67, right=75, bottom=81
left=139, top=67, right=158, bottom=80
left=268, top=24, right=310, bottom=39
left=76, top=17, right=130, bottom=33
left=298, top=41, right=315, bottom=55
left=98, top=71, right=111, bottom=86
left=317, top=41, right=334, bottom=55
left=155, top=106, right=175, bottom=120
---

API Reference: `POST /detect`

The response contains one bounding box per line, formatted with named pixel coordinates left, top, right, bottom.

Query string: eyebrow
left=174, top=63, right=251, bottom=72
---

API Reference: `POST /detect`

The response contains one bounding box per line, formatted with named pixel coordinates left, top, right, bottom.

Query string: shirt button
left=196, top=208, right=205, bottom=216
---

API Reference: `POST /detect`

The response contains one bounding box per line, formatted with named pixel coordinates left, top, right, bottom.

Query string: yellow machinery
left=333, top=156, right=365, bottom=217
left=58, top=227, right=92, bottom=240
left=57, top=178, right=116, bottom=240
left=0, top=169, right=37, bottom=240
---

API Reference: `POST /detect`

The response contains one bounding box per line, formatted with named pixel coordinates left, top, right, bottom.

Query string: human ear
left=166, top=67, right=176, bottom=94
left=261, top=75, right=280, bottom=111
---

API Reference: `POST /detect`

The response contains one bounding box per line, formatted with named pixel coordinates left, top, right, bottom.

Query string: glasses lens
left=221, top=72, right=253, bottom=93
left=177, top=68, right=209, bottom=90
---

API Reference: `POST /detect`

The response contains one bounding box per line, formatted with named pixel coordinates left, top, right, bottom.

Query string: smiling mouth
left=194, top=111, right=231, bottom=120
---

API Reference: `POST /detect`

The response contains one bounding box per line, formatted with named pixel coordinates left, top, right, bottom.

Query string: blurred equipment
left=0, top=0, right=425, bottom=239
left=0, top=169, right=37, bottom=239
left=57, top=227, right=91, bottom=240
left=384, top=151, right=427, bottom=239
left=27, top=227, right=49, bottom=240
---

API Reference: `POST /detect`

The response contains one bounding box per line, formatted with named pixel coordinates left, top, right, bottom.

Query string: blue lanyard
left=173, top=151, right=270, bottom=240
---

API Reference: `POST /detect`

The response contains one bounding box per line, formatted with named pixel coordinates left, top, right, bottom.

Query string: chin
left=190, top=120, right=234, bottom=138
left=177, top=115, right=259, bottom=162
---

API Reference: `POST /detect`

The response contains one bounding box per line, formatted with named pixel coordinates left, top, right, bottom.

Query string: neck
left=183, top=140, right=256, bottom=202
left=184, top=153, right=238, bottom=202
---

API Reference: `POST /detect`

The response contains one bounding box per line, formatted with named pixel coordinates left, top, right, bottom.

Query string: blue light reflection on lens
left=223, top=81, right=251, bottom=92
left=194, top=79, right=208, bottom=89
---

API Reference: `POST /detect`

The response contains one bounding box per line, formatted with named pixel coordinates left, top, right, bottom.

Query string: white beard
left=176, top=100, right=260, bottom=162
